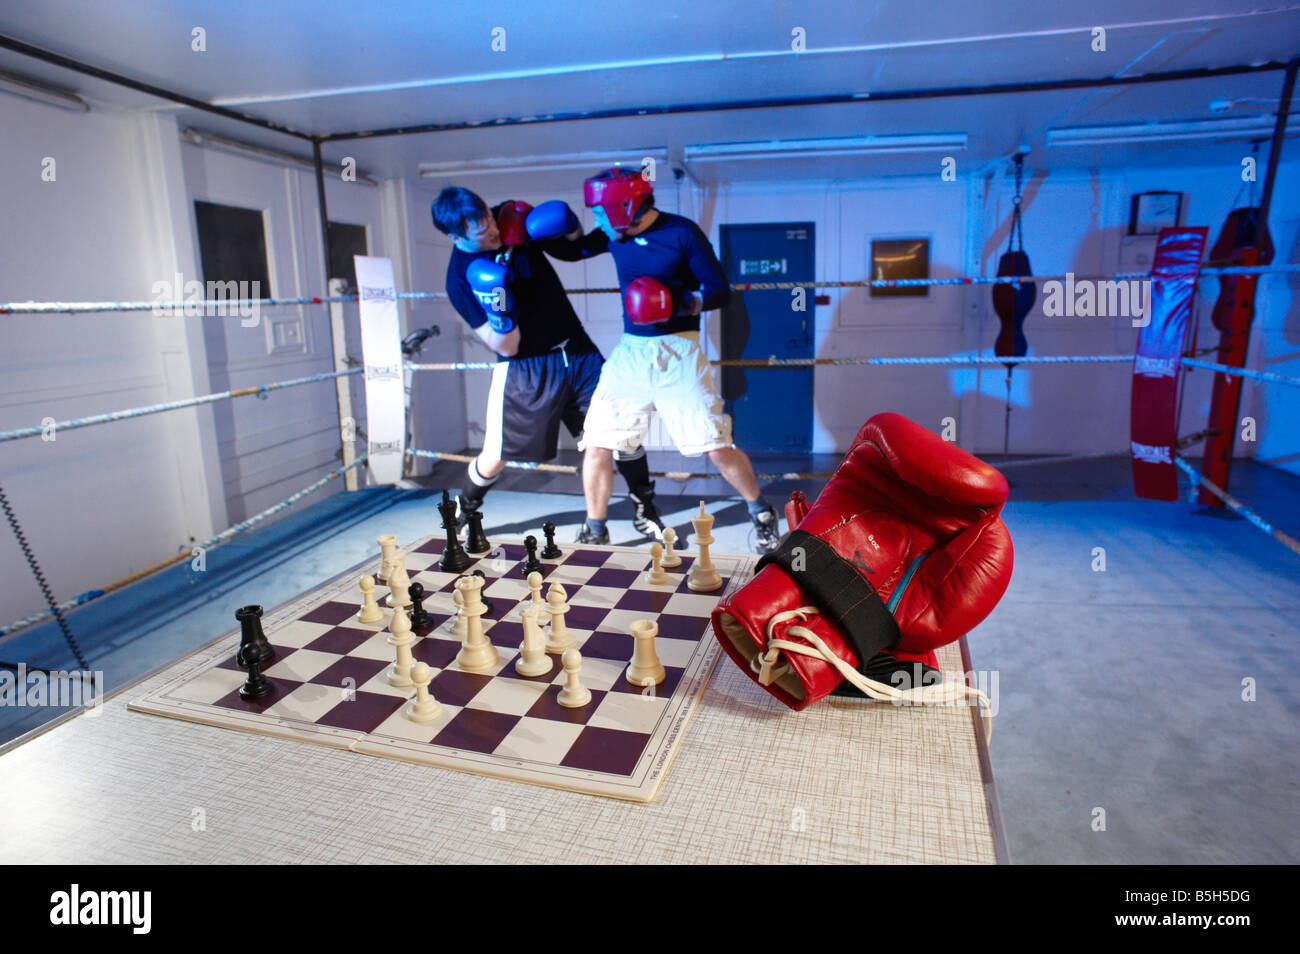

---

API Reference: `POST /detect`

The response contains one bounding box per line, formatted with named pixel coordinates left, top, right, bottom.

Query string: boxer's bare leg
left=475, top=453, right=506, bottom=479
left=584, top=446, right=613, bottom=521
left=707, top=446, right=760, bottom=501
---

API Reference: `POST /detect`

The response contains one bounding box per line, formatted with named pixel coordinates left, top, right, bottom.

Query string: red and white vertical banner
left=354, top=256, right=405, bottom=485
left=1130, top=227, right=1208, bottom=501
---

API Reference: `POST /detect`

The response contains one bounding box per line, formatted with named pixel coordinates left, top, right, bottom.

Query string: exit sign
left=739, top=258, right=787, bottom=276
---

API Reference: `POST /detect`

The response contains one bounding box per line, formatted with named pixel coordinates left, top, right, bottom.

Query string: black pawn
left=465, top=510, right=491, bottom=556
left=523, top=535, right=544, bottom=575
left=239, top=653, right=273, bottom=700
left=438, top=490, right=472, bottom=573
left=235, top=605, right=274, bottom=668
left=408, top=581, right=431, bottom=629
left=540, top=521, right=562, bottom=560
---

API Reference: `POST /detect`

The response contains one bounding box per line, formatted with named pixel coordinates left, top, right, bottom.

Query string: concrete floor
left=3, top=451, right=1297, bottom=864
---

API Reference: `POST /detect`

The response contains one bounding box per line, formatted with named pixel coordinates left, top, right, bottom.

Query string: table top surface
left=0, top=544, right=1005, bottom=865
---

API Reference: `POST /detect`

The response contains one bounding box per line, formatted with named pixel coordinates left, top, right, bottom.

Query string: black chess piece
left=235, top=605, right=274, bottom=668
left=437, top=489, right=472, bottom=573
left=523, top=535, right=544, bottom=575
left=465, top=510, right=491, bottom=556
left=239, top=653, right=273, bottom=700
left=540, top=521, right=562, bottom=560
left=408, top=581, right=431, bottom=629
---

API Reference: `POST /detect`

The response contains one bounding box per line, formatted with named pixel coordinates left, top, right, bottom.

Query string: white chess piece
left=527, top=571, right=547, bottom=619
left=376, top=534, right=398, bottom=583
left=687, top=502, right=722, bottom=593
left=385, top=549, right=412, bottom=607
left=545, top=583, right=575, bottom=653
left=454, top=575, right=498, bottom=671
left=515, top=606, right=550, bottom=677
left=626, top=619, right=666, bottom=687
left=357, top=575, right=385, bottom=624
left=647, top=542, right=670, bottom=585
left=386, top=605, right=416, bottom=687
left=557, top=648, right=592, bottom=708
left=660, top=527, right=681, bottom=568
left=406, top=662, right=442, bottom=723
left=451, top=586, right=467, bottom=638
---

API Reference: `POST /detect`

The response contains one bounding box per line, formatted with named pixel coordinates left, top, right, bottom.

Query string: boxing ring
left=2, top=255, right=1297, bottom=649
left=2, top=238, right=1297, bottom=867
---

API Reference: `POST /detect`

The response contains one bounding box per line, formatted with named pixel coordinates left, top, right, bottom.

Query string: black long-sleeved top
left=445, top=242, right=596, bottom=361
left=546, top=212, right=730, bottom=337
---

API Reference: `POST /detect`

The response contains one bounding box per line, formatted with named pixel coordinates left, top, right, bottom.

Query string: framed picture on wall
left=1128, top=191, right=1183, bottom=235
left=870, top=238, right=930, bottom=297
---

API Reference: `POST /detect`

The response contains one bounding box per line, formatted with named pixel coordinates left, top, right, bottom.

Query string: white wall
left=699, top=160, right=1299, bottom=463
left=0, top=96, right=415, bottom=630
left=0, top=100, right=212, bottom=628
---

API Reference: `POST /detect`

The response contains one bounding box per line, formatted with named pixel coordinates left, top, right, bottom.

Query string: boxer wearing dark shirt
left=432, top=188, right=662, bottom=539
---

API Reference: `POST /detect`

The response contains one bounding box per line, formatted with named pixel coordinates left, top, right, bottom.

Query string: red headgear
left=583, top=167, right=653, bottom=234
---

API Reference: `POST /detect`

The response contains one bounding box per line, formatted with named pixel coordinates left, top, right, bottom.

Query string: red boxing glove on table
left=494, top=201, right=533, bottom=247
left=711, top=412, right=1013, bottom=731
left=624, top=276, right=674, bottom=325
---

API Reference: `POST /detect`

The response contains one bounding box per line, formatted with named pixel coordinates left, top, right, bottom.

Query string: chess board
left=129, top=535, right=755, bottom=803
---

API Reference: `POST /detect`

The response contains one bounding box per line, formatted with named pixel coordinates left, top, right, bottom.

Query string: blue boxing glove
left=466, top=258, right=515, bottom=333
left=525, top=200, right=581, bottom=241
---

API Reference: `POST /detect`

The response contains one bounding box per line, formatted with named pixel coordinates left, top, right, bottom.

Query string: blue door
left=718, top=224, right=815, bottom=453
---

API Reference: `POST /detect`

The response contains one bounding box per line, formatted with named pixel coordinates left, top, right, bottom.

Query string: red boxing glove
left=494, top=201, right=533, bottom=247
left=712, top=413, right=1013, bottom=726
left=624, top=276, right=673, bottom=325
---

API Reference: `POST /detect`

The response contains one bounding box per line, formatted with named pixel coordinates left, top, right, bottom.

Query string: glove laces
left=757, top=608, right=993, bottom=742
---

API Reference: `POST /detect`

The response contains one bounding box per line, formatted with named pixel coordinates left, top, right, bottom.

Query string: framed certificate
left=1129, top=191, right=1183, bottom=235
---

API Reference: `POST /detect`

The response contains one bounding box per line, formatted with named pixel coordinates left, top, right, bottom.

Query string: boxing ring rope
left=0, top=456, right=369, bottom=640
left=0, top=368, right=362, bottom=444
left=407, top=446, right=1129, bottom=483
left=1179, top=359, right=1300, bottom=389
left=1173, top=457, right=1300, bottom=558
left=406, top=354, right=1145, bottom=372
left=1, top=264, right=1294, bottom=315
left=0, top=291, right=447, bottom=315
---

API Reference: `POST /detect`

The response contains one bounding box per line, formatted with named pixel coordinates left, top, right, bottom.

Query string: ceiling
left=1, top=0, right=1298, bottom=189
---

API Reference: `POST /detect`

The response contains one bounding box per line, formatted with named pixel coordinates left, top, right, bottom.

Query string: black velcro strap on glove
left=756, top=529, right=901, bottom=669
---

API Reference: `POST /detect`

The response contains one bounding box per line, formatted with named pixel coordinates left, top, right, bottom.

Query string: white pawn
left=647, top=542, right=670, bottom=585
left=660, top=527, right=681, bottom=568
left=626, top=619, right=665, bottom=688
left=386, top=605, right=416, bottom=687
left=527, top=571, right=547, bottom=619
left=406, top=662, right=442, bottom=723
left=545, top=583, right=575, bottom=653
left=357, top=575, right=385, bottom=624
left=515, top=606, right=550, bottom=677
left=557, top=648, right=592, bottom=708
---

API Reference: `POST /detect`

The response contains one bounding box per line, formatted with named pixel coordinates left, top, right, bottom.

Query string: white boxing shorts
left=580, top=331, right=734, bottom=457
